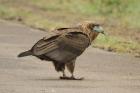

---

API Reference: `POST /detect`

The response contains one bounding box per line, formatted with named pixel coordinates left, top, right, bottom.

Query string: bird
left=18, top=21, right=105, bottom=80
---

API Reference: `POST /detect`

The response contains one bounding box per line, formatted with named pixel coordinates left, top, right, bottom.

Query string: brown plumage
left=18, top=22, right=104, bottom=80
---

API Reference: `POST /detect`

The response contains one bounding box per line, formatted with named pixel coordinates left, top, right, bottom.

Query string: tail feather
left=18, top=50, right=32, bottom=57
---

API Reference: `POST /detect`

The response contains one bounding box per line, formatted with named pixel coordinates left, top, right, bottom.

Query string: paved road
left=0, top=20, right=140, bottom=93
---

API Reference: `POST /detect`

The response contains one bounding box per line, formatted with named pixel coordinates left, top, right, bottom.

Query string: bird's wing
left=57, top=32, right=90, bottom=55
left=31, top=35, right=60, bottom=56
left=46, top=32, right=90, bottom=62
left=32, top=32, right=90, bottom=62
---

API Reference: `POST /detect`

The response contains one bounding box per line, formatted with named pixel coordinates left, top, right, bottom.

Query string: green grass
left=0, top=4, right=64, bottom=29
left=94, top=34, right=140, bottom=54
left=0, top=0, right=139, bottom=56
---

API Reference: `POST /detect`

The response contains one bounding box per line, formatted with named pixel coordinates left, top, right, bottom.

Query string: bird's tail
left=18, top=50, right=32, bottom=57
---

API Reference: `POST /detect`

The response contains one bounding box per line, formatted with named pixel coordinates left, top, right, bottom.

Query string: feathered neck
left=79, top=22, right=99, bottom=43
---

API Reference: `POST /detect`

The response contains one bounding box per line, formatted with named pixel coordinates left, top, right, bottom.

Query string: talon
left=70, top=76, right=84, bottom=80
left=60, top=76, right=69, bottom=79
left=60, top=76, right=84, bottom=80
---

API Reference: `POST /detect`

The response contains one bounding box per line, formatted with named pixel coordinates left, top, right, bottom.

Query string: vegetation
left=0, top=0, right=139, bottom=56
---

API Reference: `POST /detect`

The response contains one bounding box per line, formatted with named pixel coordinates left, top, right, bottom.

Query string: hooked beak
left=93, top=26, right=105, bottom=35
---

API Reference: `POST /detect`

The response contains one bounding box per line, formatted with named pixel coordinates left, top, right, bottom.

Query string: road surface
left=0, top=20, right=140, bottom=93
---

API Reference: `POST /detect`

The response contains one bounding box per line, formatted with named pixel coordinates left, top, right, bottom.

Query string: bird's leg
left=66, top=59, right=84, bottom=80
left=69, top=69, right=84, bottom=80
left=60, top=60, right=84, bottom=80
left=70, top=73, right=75, bottom=79
left=62, top=69, right=66, bottom=77
left=60, top=68, right=69, bottom=79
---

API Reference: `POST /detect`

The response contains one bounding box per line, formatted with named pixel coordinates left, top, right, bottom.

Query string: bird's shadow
left=31, top=77, right=101, bottom=82
left=33, top=77, right=85, bottom=81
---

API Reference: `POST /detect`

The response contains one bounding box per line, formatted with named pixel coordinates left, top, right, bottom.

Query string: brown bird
left=18, top=22, right=104, bottom=80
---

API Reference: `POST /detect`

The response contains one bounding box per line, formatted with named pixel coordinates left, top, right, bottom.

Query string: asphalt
left=0, top=20, right=140, bottom=93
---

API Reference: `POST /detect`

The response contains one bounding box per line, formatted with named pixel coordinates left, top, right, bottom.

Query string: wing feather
left=32, top=32, right=90, bottom=62
left=32, top=35, right=59, bottom=55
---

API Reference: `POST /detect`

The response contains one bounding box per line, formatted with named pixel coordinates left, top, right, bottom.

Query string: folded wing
left=32, top=32, right=90, bottom=62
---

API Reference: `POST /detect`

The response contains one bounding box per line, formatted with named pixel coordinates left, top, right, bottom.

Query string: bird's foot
left=60, top=76, right=84, bottom=80
left=60, top=76, right=70, bottom=79
left=70, top=76, right=84, bottom=80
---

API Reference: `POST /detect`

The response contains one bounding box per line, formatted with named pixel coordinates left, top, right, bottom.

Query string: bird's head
left=91, top=24, right=104, bottom=34
left=79, top=21, right=105, bottom=41
left=79, top=21, right=105, bottom=34
left=86, top=22, right=105, bottom=34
